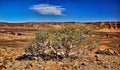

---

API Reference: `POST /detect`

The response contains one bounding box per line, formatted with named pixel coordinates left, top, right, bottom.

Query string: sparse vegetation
left=0, top=22, right=120, bottom=70
left=25, top=25, right=97, bottom=60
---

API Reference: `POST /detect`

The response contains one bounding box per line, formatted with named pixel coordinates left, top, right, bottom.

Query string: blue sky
left=0, top=0, right=120, bottom=22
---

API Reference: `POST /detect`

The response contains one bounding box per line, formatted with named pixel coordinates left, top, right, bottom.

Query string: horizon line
left=0, top=21, right=120, bottom=23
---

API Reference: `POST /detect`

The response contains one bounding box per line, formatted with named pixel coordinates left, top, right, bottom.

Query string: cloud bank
left=30, top=4, right=65, bottom=15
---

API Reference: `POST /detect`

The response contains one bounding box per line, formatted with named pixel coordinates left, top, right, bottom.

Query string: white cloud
left=30, top=4, right=65, bottom=15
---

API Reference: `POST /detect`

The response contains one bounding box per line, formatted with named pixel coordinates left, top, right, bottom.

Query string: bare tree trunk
left=49, top=46, right=57, bottom=54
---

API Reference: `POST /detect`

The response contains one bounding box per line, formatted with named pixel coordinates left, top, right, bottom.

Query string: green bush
left=25, top=25, right=97, bottom=60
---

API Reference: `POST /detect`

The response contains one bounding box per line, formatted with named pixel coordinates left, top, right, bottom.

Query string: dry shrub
left=24, top=25, right=97, bottom=60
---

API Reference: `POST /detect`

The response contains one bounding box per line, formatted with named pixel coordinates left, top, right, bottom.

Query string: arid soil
left=0, top=22, right=120, bottom=70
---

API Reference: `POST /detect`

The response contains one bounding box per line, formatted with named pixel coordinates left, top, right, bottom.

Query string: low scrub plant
left=25, top=25, right=97, bottom=60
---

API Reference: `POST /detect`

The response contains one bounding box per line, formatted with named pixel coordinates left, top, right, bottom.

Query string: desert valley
left=0, top=22, right=120, bottom=70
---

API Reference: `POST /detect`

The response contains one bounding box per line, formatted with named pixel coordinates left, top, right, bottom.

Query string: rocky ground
left=0, top=22, right=120, bottom=70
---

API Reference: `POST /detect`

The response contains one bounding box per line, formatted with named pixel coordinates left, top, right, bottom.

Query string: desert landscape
left=0, top=22, right=120, bottom=70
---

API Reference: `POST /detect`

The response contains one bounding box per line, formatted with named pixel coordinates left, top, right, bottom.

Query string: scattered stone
left=0, top=65, right=6, bottom=70
left=81, top=63, right=85, bottom=66
left=24, top=63, right=33, bottom=69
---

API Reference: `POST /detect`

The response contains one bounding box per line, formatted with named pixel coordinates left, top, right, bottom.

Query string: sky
left=0, top=0, right=120, bottom=22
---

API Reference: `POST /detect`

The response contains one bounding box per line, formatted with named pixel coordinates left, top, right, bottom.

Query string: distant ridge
left=0, top=22, right=120, bottom=30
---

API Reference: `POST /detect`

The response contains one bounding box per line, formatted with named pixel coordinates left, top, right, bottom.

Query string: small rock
left=103, top=65, right=109, bottom=68
left=24, top=63, right=33, bottom=69
left=0, top=65, right=6, bottom=70
left=81, top=63, right=85, bottom=66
